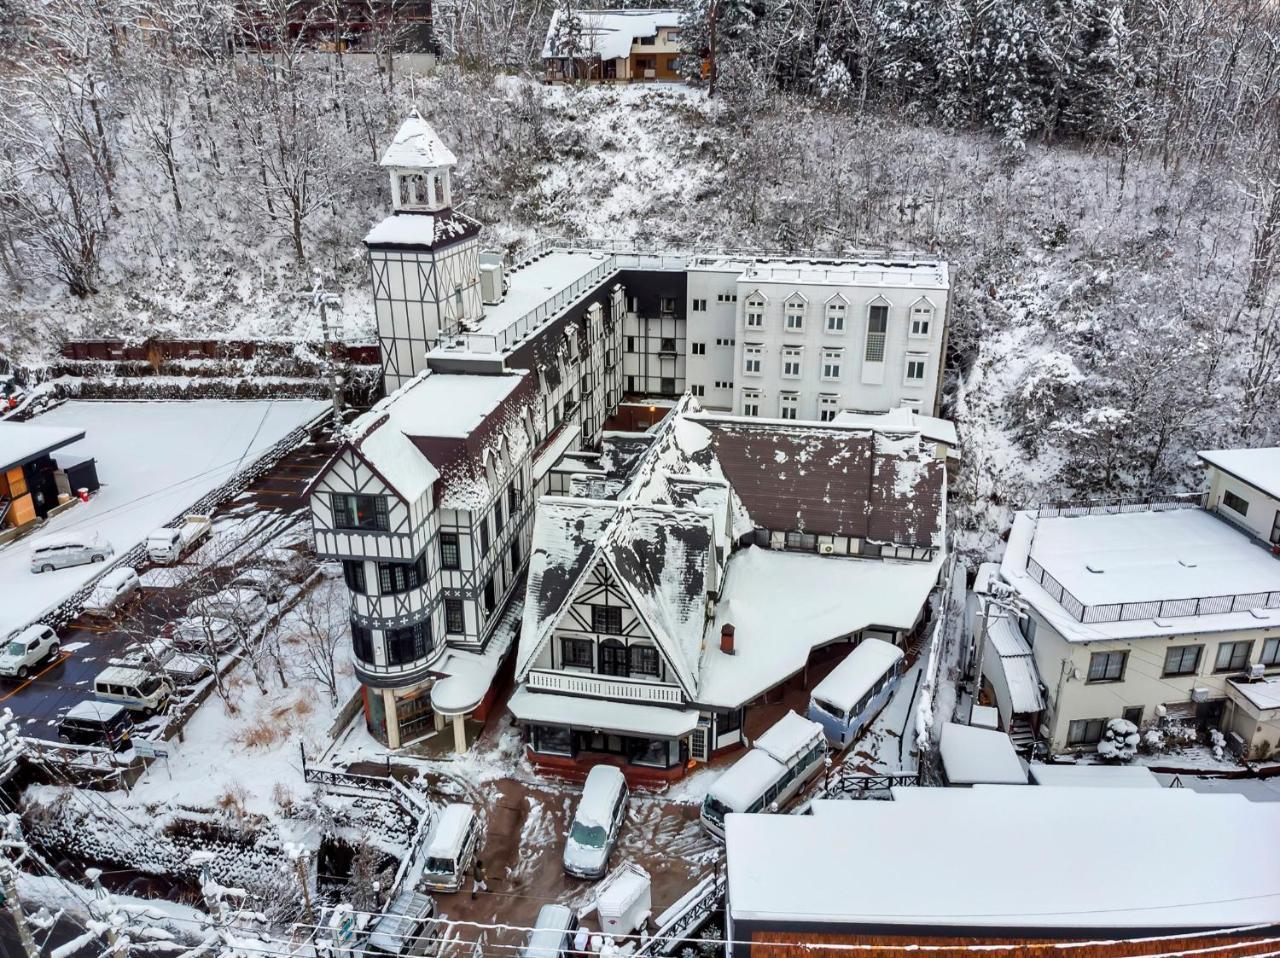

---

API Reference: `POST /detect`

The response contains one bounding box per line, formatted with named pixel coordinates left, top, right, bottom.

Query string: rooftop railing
left=1023, top=492, right=1280, bottom=623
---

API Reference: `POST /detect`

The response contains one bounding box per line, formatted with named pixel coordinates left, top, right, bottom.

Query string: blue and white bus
left=699, top=712, right=826, bottom=839
left=807, top=638, right=905, bottom=749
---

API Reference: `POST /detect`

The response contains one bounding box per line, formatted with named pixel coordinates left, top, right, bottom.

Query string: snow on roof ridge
left=380, top=109, right=457, bottom=169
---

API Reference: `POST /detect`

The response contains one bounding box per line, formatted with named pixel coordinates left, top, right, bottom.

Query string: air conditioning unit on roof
left=1190, top=687, right=1210, bottom=703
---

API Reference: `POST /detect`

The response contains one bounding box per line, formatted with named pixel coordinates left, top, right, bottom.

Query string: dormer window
left=744, top=296, right=765, bottom=328
left=910, top=299, right=934, bottom=337
left=785, top=296, right=806, bottom=331
left=826, top=298, right=847, bottom=332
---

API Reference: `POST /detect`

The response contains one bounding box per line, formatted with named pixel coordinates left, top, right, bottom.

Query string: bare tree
left=283, top=579, right=348, bottom=706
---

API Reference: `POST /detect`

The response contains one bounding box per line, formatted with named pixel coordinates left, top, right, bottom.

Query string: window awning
left=508, top=686, right=699, bottom=739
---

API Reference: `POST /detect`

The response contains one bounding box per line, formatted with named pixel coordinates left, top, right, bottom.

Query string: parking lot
left=0, top=435, right=334, bottom=743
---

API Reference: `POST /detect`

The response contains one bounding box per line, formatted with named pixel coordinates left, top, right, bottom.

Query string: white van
left=0, top=624, right=60, bottom=679
left=563, top=765, right=629, bottom=879
left=93, top=666, right=174, bottom=713
left=418, top=804, right=479, bottom=893
left=30, top=533, right=113, bottom=573
left=521, top=904, right=579, bottom=958
left=84, top=567, right=141, bottom=617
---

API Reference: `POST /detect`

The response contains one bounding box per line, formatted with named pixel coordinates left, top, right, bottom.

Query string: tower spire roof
left=380, top=109, right=458, bottom=169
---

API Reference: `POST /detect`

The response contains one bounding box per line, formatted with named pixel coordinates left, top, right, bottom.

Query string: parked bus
left=699, top=712, right=826, bottom=839
left=807, top=638, right=905, bottom=749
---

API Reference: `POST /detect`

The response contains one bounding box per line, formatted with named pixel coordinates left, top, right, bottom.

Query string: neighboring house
left=995, top=449, right=1280, bottom=758
left=0, top=422, right=92, bottom=534
left=1200, top=446, right=1280, bottom=548
left=509, top=398, right=946, bottom=783
left=723, top=789, right=1280, bottom=954
left=542, top=9, right=685, bottom=83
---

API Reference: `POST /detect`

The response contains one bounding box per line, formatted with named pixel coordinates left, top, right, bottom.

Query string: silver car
left=30, top=533, right=113, bottom=573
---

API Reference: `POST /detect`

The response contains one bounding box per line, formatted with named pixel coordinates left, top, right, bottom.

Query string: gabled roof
left=380, top=110, right=457, bottom=169
left=516, top=498, right=714, bottom=693
left=542, top=8, right=682, bottom=60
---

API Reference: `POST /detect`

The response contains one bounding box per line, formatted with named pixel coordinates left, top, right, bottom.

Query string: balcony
left=526, top=669, right=685, bottom=705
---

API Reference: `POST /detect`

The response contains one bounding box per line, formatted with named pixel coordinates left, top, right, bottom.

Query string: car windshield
left=569, top=821, right=608, bottom=848
left=701, top=795, right=731, bottom=825
left=5, top=642, right=27, bottom=657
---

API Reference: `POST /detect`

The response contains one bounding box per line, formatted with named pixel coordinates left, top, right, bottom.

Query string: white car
left=186, top=588, right=267, bottom=630
left=0, top=625, right=60, bottom=679
left=228, top=569, right=287, bottom=604
left=169, top=616, right=239, bottom=653
left=30, top=533, right=113, bottom=573
left=83, top=567, right=141, bottom=616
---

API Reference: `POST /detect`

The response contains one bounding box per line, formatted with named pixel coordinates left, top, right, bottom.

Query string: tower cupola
left=381, top=108, right=457, bottom=213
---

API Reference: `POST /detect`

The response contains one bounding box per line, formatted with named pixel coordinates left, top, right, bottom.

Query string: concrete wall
left=1207, top=466, right=1280, bottom=545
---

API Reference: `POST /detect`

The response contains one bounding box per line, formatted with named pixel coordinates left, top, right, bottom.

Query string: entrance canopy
left=509, top=687, right=699, bottom=739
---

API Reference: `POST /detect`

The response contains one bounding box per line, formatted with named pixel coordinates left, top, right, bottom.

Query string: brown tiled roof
left=699, top=420, right=943, bottom=546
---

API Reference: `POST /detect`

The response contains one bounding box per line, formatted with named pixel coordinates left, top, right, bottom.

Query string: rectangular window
left=1067, top=718, right=1106, bottom=746
left=826, top=302, right=846, bottom=332
left=779, top=393, right=799, bottom=420
left=561, top=636, right=594, bottom=668
left=744, top=345, right=762, bottom=375
left=745, top=300, right=764, bottom=328
left=660, top=377, right=676, bottom=394
left=440, top=533, right=461, bottom=570
left=508, top=482, right=520, bottom=516
left=479, top=516, right=490, bottom=554
left=785, top=302, right=805, bottom=330
left=626, top=336, right=636, bottom=352
left=445, top=599, right=466, bottom=634
left=660, top=337, right=677, bottom=353
left=378, top=561, right=420, bottom=595
left=351, top=622, right=374, bottom=663
left=865, top=304, right=888, bottom=362
left=331, top=494, right=390, bottom=532
left=483, top=576, right=496, bottom=613
left=493, top=500, right=504, bottom=535
left=822, top=350, right=842, bottom=380
left=1223, top=490, right=1249, bottom=516
left=592, top=605, right=623, bottom=634
left=910, top=304, right=932, bottom=337
left=782, top=348, right=802, bottom=378
left=342, top=560, right=367, bottom=594
left=1261, top=637, right=1280, bottom=667
left=905, top=354, right=927, bottom=382
left=629, top=644, right=660, bottom=677
left=692, top=298, right=707, bottom=312
left=1215, top=640, right=1253, bottom=673
left=510, top=539, right=521, bottom=570
left=660, top=298, right=677, bottom=313
left=691, top=342, right=706, bottom=355
left=742, top=395, right=760, bottom=417
left=1162, top=644, right=1203, bottom=677
left=819, top=394, right=840, bottom=422
left=1087, top=650, right=1127, bottom=683
left=385, top=621, right=430, bottom=665
left=690, top=384, right=705, bottom=396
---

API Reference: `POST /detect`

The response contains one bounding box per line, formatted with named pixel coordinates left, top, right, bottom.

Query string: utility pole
left=970, top=586, right=1028, bottom=717
left=310, top=274, right=346, bottom=423
left=707, top=0, right=718, bottom=97
left=0, top=819, right=38, bottom=958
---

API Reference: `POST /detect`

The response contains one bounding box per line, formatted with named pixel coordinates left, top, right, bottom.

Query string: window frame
left=592, top=605, right=623, bottom=635
left=744, top=298, right=765, bottom=329
left=1162, top=644, right=1203, bottom=677
left=628, top=644, right=660, bottom=678
left=1215, top=640, right=1253, bottom=673
left=1222, top=490, right=1250, bottom=516
left=561, top=636, right=594, bottom=669
left=909, top=301, right=934, bottom=338
left=331, top=493, right=390, bottom=533
left=904, top=353, right=928, bottom=383
left=825, top=299, right=846, bottom=333
left=1261, top=637, right=1280, bottom=667
left=778, top=392, right=799, bottom=420
left=1086, top=650, right=1128, bottom=684
left=439, top=532, right=461, bottom=571
left=781, top=347, right=803, bottom=379
left=821, top=349, right=842, bottom=381
left=1067, top=718, right=1107, bottom=746
left=865, top=303, right=889, bottom=363
left=743, top=344, right=763, bottom=376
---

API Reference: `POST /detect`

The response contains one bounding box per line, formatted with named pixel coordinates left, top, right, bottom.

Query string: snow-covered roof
left=984, top=615, right=1045, bottom=714
left=1000, top=508, right=1280, bottom=643
left=63, top=700, right=127, bottom=722
left=706, top=749, right=786, bottom=811
left=339, top=369, right=530, bottom=506
left=970, top=704, right=999, bottom=729
left=737, top=258, right=949, bottom=291
left=516, top=498, right=715, bottom=692
left=508, top=686, right=700, bottom=738
left=0, top=421, right=85, bottom=471
left=524, top=905, right=575, bottom=958
left=1229, top=677, right=1280, bottom=712
left=470, top=250, right=611, bottom=340
left=577, top=765, right=626, bottom=829
left=938, top=722, right=1027, bottom=785
left=431, top=597, right=522, bottom=715
left=699, top=547, right=940, bottom=709
left=809, top=639, right=904, bottom=715
left=542, top=8, right=682, bottom=60
left=832, top=406, right=958, bottom=451
left=1199, top=446, right=1280, bottom=500
left=751, top=712, right=823, bottom=765
left=380, top=110, right=457, bottom=169
left=596, top=862, right=650, bottom=917
left=726, top=788, right=1280, bottom=928
left=364, top=210, right=482, bottom=249
left=1028, top=764, right=1162, bottom=788
left=367, top=889, right=434, bottom=955
left=425, top=804, right=474, bottom=858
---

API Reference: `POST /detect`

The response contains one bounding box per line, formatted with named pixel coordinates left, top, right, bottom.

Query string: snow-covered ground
left=0, top=399, right=326, bottom=636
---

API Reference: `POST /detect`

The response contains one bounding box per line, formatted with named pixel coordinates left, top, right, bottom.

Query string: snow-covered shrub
left=1209, top=728, right=1226, bottom=761
left=1096, top=718, right=1140, bottom=761
left=1009, top=351, right=1086, bottom=452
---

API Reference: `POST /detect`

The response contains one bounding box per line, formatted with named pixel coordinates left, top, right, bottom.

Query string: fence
left=301, top=763, right=432, bottom=821
left=1025, top=553, right=1280, bottom=624
left=819, top=769, right=919, bottom=800
left=60, top=338, right=381, bottom=365
left=1032, top=491, right=1206, bottom=519
left=635, top=872, right=726, bottom=958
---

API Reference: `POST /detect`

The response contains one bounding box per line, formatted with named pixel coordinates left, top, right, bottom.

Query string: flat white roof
left=507, top=686, right=699, bottom=738
left=1229, top=677, right=1280, bottom=712
left=739, top=259, right=948, bottom=290
left=810, top=638, right=904, bottom=715
left=1028, top=764, right=1162, bottom=788
left=1199, top=447, right=1280, bottom=501
left=751, top=711, right=823, bottom=765
left=938, top=722, right=1027, bottom=785
left=470, top=250, right=612, bottom=338
left=726, top=788, right=1280, bottom=928
left=1001, top=509, right=1280, bottom=642
left=700, top=548, right=939, bottom=709
left=0, top=422, right=85, bottom=471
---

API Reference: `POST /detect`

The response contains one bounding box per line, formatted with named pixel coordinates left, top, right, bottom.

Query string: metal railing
left=635, top=872, right=726, bottom=958
left=1032, top=491, right=1206, bottom=519
left=302, top=764, right=432, bottom=821
left=819, top=769, right=919, bottom=799
left=526, top=669, right=686, bottom=705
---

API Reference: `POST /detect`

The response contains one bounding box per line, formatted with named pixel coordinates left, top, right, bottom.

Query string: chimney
left=720, top=623, right=736, bottom=656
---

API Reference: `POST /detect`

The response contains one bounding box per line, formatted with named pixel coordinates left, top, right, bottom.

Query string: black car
left=58, top=701, right=134, bottom=751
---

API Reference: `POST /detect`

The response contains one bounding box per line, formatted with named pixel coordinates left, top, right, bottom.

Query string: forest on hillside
left=1, top=0, right=1278, bottom=549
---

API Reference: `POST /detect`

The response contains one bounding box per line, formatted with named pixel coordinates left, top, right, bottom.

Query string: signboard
left=134, top=739, right=171, bottom=760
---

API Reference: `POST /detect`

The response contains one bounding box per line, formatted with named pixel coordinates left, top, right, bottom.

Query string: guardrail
left=1032, top=492, right=1206, bottom=519
left=819, top=769, right=919, bottom=799
left=635, top=872, right=726, bottom=958
left=526, top=669, right=685, bottom=705
left=302, top=763, right=432, bottom=821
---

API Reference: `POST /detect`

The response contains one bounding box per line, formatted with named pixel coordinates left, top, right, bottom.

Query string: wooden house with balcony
left=541, top=9, right=686, bottom=83
left=510, top=398, right=947, bottom=783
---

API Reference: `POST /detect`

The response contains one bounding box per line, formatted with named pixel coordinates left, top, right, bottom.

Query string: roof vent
left=720, top=623, right=736, bottom=656
left=1085, top=564, right=1105, bottom=574
left=1177, top=558, right=1197, bottom=568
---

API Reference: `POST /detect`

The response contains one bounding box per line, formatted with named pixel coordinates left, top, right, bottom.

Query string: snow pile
left=1096, top=718, right=1140, bottom=762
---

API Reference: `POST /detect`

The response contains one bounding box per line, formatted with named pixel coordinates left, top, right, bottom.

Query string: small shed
left=1029, top=764, right=1162, bottom=789
left=938, top=722, right=1028, bottom=786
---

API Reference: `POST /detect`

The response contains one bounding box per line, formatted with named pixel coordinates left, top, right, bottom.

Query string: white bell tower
left=364, top=110, right=485, bottom=393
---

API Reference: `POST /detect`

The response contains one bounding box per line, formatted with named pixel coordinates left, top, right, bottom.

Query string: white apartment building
left=993, top=450, right=1280, bottom=759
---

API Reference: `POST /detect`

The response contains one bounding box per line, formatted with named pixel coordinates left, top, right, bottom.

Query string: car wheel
left=17, top=665, right=28, bottom=679
left=58, top=734, right=71, bottom=744
left=49, top=644, right=60, bottom=660
left=91, top=554, right=105, bottom=563
left=40, top=564, right=53, bottom=573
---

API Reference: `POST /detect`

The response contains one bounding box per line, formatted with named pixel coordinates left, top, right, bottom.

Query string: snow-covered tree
left=1096, top=718, right=1139, bottom=761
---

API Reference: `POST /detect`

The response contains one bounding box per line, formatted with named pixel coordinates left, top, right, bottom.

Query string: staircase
left=1009, top=717, right=1037, bottom=753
